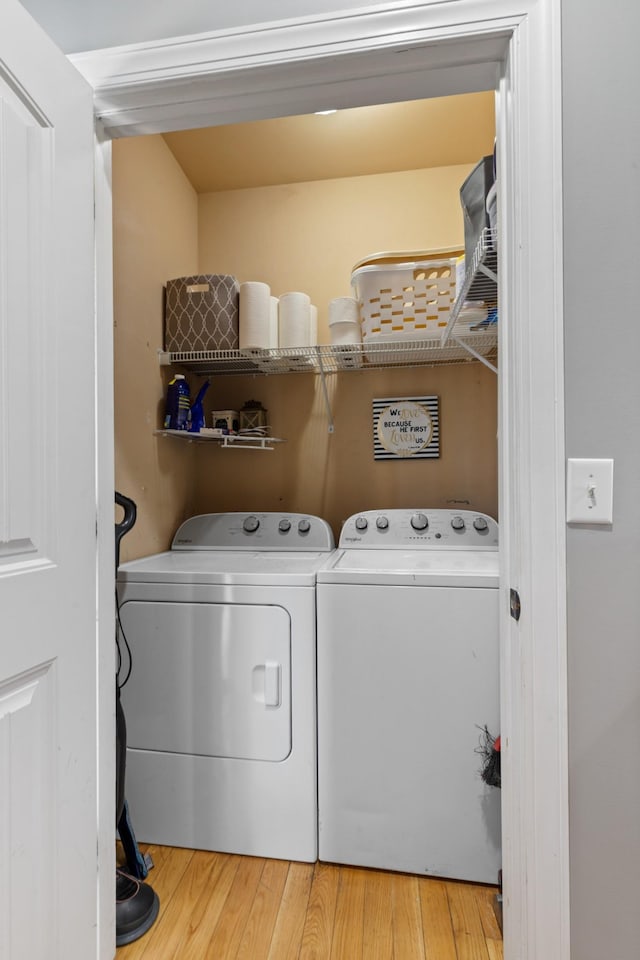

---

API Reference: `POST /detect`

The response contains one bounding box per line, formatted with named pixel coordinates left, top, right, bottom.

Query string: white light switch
left=566, top=458, right=614, bottom=524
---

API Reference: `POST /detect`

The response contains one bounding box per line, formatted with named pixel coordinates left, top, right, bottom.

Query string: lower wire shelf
left=155, top=429, right=286, bottom=451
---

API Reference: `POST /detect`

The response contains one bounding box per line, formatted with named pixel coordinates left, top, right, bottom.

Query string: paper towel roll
left=309, top=305, right=318, bottom=346
left=279, top=292, right=311, bottom=348
left=329, top=296, right=359, bottom=326
left=239, top=281, right=272, bottom=349
left=328, top=297, right=361, bottom=345
left=270, top=296, right=279, bottom=348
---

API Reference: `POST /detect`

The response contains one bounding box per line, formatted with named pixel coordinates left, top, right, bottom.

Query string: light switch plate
left=566, top=458, right=614, bottom=524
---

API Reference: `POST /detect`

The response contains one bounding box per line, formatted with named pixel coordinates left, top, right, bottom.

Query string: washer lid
left=118, top=548, right=335, bottom=586
left=317, top=548, right=499, bottom=587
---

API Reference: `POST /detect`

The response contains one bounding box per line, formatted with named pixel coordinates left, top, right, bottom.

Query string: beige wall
left=112, top=155, right=497, bottom=549
left=193, top=165, right=498, bottom=537
left=191, top=363, right=497, bottom=538
left=198, top=165, right=475, bottom=341
left=112, top=135, right=199, bottom=561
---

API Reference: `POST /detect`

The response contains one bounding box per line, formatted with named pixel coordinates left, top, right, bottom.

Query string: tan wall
left=198, top=165, right=474, bottom=340
left=191, top=364, right=497, bottom=539
left=112, top=135, right=199, bottom=561
left=193, top=165, right=498, bottom=538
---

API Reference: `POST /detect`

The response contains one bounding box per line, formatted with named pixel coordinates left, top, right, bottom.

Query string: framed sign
left=372, top=396, right=439, bottom=460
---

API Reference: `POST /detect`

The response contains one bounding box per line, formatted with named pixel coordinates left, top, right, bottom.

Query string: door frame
left=78, top=3, right=568, bottom=958
left=94, top=123, right=116, bottom=960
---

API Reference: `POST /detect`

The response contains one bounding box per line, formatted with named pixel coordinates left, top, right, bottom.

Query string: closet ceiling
left=162, top=92, right=495, bottom=193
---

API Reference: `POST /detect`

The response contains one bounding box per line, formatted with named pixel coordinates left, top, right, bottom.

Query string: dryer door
left=119, top=601, right=291, bottom=761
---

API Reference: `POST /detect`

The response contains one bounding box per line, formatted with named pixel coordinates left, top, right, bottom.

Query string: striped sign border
left=372, top=396, right=440, bottom=460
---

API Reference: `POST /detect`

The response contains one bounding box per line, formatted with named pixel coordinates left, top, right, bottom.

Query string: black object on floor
left=115, top=492, right=159, bottom=946
left=115, top=868, right=160, bottom=947
left=477, top=724, right=501, bottom=789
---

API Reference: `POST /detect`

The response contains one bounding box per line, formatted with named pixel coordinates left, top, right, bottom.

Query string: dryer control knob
left=355, top=516, right=369, bottom=531
left=410, top=513, right=428, bottom=531
left=243, top=515, right=260, bottom=533
left=376, top=516, right=389, bottom=530
left=298, top=518, right=311, bottom=533
left=279, top=519, right=291, bottom=533
left=473, top=516, right=489, bottom=532
left=451, top=516, right=466, bottom=531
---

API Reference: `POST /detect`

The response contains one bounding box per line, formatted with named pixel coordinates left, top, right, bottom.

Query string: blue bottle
left=164, top=374, right=190, bottom=430
left=188, top=380, right=210, bottom=433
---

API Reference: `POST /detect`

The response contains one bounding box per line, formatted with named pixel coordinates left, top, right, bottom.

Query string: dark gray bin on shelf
left=460, top=156, right=495, bottom=266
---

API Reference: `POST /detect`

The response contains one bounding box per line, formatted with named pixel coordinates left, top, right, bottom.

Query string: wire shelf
left=154, top=429, right=286, bottom=450
left=158, top=233, right=498, bottom=380
left=441, top=227, right=498, bottom=345
left=157, top=233, right=499, bottom=437
left=158, top=335, right=497, bottom=377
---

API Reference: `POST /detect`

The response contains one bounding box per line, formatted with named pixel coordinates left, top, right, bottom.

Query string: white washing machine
left=316, top=509, right=500, bottom=884
left=117, top=512, right=335, bottom=863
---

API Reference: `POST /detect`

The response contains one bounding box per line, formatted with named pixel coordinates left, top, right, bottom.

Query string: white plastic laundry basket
left=351, top=250, right=465, bottom=350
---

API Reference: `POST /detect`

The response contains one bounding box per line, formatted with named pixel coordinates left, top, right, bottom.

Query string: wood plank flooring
left=117, top=846, right=502, bottom=959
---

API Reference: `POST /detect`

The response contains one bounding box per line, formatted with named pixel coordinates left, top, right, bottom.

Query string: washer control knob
left=298, top=518, right=311, bottom=533
left=355, top=516, right=369, bottom=531
left=473, top=516, right=489, bottom=532
left=376, top=516, right=389, bottom=530
left=451, top=516, right=466, bottom=531
left=278, top=518, right=291, bottom=533
left=410, top=513, right=428, bottom=531
left=243, top=515, right=260, bottom=533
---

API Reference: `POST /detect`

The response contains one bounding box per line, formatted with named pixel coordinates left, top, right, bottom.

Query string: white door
left=0, top=4, right=101, bottom=960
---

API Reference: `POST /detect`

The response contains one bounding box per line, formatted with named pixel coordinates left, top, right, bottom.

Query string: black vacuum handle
left=115, top=491, right=137, bottom=569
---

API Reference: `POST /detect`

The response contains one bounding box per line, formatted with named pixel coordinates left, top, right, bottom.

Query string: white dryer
left=117, top=512, right=335, bottom=863
left=316, top=509, right=500, bottom=884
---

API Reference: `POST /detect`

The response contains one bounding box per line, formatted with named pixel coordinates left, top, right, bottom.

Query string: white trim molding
left=94, top=126, right=116, bottom=960
left=71, top=1, right=514, bottom=136
left=82, top=3, right=568, bottom=959
left=496, top=6, right=569, bottom=958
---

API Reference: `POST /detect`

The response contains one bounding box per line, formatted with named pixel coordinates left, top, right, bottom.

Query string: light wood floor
left=117, top=845, right=502, bottom=959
